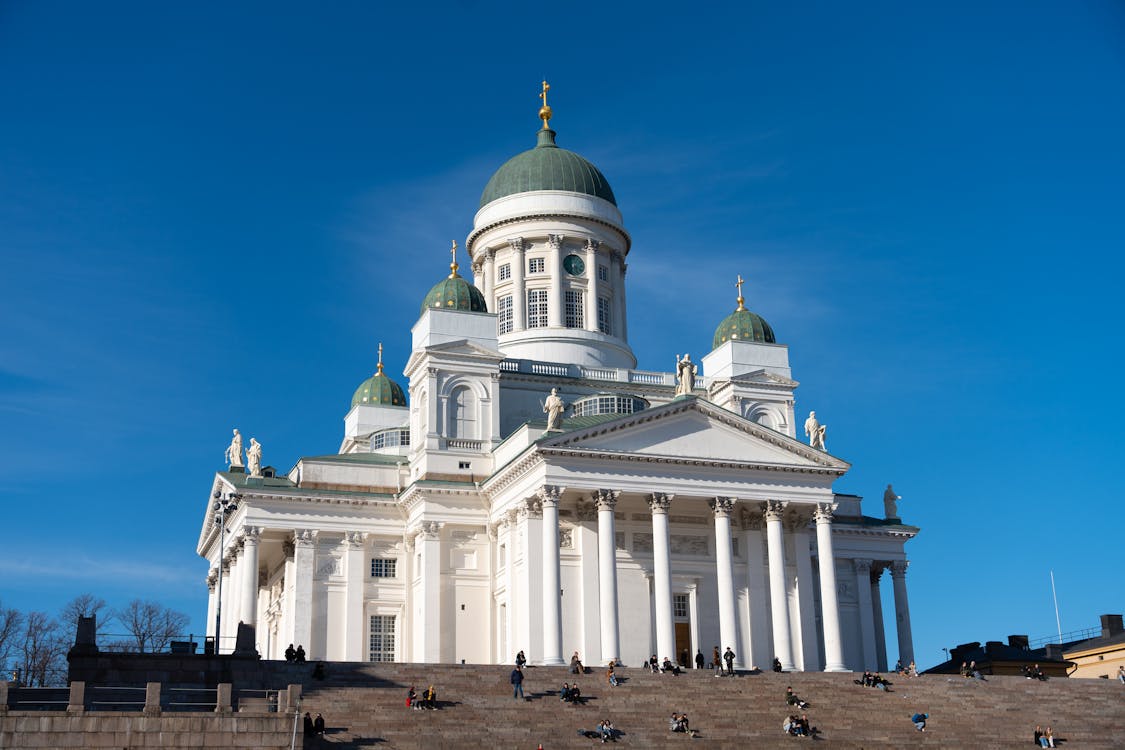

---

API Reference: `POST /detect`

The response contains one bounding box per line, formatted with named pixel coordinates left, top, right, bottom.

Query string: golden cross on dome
left=376, top=342, right=384, bottom=375
left=735, top=274, right=747, bottom=311
left=539, top=80, right=552, bottom=129
left=449, top=240, right=460, bottom=278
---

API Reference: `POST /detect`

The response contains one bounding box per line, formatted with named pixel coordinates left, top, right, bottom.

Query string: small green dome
left=713, top=309, right=777, bottom=349
left=421, top=275, right=488, bottom=315
left=480, top=129, right=617, bottom=209
left=351, top=369, right=406, bottom=408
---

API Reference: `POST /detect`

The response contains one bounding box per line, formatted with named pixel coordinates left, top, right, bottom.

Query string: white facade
left=196, top=113, right=918, bottom=671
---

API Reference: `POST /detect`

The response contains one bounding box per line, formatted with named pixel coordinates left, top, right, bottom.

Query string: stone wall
left=0, top=713, right=293, bottom=748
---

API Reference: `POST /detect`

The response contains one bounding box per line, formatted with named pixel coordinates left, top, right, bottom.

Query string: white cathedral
left=198, top=86, right=918, bottom=673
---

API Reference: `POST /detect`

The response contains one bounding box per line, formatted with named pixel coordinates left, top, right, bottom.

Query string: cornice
left=536, top=446, right=846, bottom=476
left=467, top=213, right=631, bottom=255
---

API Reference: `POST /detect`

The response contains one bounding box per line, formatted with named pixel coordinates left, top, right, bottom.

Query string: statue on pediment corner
left=675, top=354, right=697, bottom=396
left=225, top=428, right=244, bottom=469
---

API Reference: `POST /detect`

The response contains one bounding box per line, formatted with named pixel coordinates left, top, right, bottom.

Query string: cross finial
left=449, top=240, right=460, bottom=278
left=539, top=80, right=552, bottom=130
left=376, top=342, right=384, bottom=375
left=735, top=274, right=746, bottom=311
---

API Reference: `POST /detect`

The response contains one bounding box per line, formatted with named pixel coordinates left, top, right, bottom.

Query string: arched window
left=449, top=386, right=477, bottom=439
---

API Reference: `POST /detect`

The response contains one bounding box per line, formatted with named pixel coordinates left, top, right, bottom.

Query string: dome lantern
left=712, top=274, right=777, bottom=349
left=351, top=342, right=407, bottom=407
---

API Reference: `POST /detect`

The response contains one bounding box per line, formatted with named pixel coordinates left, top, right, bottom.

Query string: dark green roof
left=480, top=129, right=616, bottom=208
left=352, top=370, right=407, bottom=408
left=421, top=275, right=488, bottom=316
left=712, top=308, right=777, bottom=349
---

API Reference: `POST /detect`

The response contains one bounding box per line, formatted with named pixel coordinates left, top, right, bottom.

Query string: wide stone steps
left=290, top=663, right=1124, bottom=749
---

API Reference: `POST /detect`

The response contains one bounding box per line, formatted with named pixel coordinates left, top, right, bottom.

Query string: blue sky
left=1, top=1, right=1122, bottom=666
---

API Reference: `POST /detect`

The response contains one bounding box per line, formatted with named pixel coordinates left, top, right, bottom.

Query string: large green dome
left=480, top=129, right=617, bottom=209
left=421, top=275, right=488, bottom=315
left=351, top=367, right=406, bottom=408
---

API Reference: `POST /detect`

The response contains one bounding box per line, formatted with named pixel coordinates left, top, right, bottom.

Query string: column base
left=540, top=657, right=566, bottom=666
left=824, top=664, right=849, bottom=673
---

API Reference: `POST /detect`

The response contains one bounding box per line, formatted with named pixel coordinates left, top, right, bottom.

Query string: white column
left=510, top=237, right=526, bottom=331
left=741, top=512, right=770, bottom=669
left=854, top=558, right=878, bottom=670
left=615, top=251, right=628, bottom=341
left=482, top=248, right=495, bottom=303
left=516, top=502, right=543, bottom=661
left=240, top=528, right=260, bottom=629
left=416, top=522, right=443, bottom=663
left=594, top=489, right=621, bottom=664
left=764, top=501, right=794, bottom=670
left=292, top=530, right=315, bottom=655
left=218, top=561, right=232, bottom=648
left=711, top=498, right=739, bottom=667
left=205, top=574, right=218, bottom=639
left=648, top=492, right=675, bottom=664
left=539, top=485, right=565, bottom=665
left=871, top=566, right=888, bottom=672
left=584, top=239, right=599, bottom=332
left=547, top=234, right=563, bottom=327
left=891, top=561, right=915, bottom=664
left=814, top=504, right=847, bottom=671
left=225, top=551, right=240, bottom=642
left=792, top=521, right=817, bottom=670
left=344, top=532, right=367, bottom=661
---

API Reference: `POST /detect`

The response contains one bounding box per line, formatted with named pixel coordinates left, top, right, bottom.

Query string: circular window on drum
left=562, top=254, right=585, bottom=276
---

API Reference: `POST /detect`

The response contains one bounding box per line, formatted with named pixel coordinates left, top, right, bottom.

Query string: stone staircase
left=294, top=663, right=1124, bottom=749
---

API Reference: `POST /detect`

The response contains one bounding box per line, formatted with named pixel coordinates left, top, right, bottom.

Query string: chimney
left=1101, top=614, right=1123, bottom=638
left=1008, top=634, right=1029, bottom=650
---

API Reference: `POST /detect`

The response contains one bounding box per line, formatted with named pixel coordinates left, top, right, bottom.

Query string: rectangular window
left=673, top=593, right=690, bottom=619
left=498, top=263, right=511, bottom=281
left=565, top=290, right=584, bottom=328
left=598, top=265, right=609, bottom=281
left=498, top=295, right=513, bottom=334
left=597, top=297, right=612, bottom=335
left=528, top=257, right=545, bottom=274
left=458, top=461, right=471, bottom=469
left=368, top=615, right=396, bottom=662
left=370, top=558, right=397, bottom=578
left=527, top=289, right=548, bottom=328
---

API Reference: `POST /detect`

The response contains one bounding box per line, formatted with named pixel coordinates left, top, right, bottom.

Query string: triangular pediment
left=539, top=397, right=847, bottom=471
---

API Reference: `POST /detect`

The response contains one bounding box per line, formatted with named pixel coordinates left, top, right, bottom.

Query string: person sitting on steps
left=571, top=651, right=586, bottom=674
left=785, top=686, right=809, bottom=710
left=772, top=657, right=783, bottom=673
left=661, top=656, right=680, bottom=675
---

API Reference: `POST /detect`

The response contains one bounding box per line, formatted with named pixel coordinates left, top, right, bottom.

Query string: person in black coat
left=314, top=713, right=325, bottom=735
left=303, top=712, right=314, bottom=737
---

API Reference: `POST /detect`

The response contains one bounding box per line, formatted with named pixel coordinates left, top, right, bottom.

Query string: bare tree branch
left=112, top=599, right=190, bottom=653
left=0, top=601, right=24, bottom=675
left=19, top=611, right=66, bottom=686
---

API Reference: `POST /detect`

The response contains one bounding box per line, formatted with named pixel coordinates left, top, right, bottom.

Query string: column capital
left=243, top=526, right=261, bottom=544
left=584, top=238, right=600, bottom=253
left=206, top=570, right=218, bottom=589
left=853, top=558, right=873, bottom=574
left=709, top=497, right=735, bottom=517
left=484, top=247, right=496, bottom=261
left=891, top=560, right=909, bottom=578
left=417, top=521, right=443, bottom=540
left=537, top=485, right=564, bottom=507
left=764, top=500, right=787, bottom=521
left=813, top=502, right=837, bottom=523
left=520, top=497, right=543, bottom=519
left=547, top=233, right=565, bottom=251
left=345, top=531, right=368, bottom=549
left=870, top=565, right=886, bottom=583
left=592, top=488, right=621, bottom=511
left=508, top=236, right=525, bottom=253
left=647, top=492, right=674, bottom=513
left=293, top=529, right=316, bottom=549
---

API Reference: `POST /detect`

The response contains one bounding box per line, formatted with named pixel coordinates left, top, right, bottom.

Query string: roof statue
left=884, top=484, right=901, bottom=519
left=247, top=437, right=263, bottom=478
left=804, top=410, right=827, bottom=451
left=675, top=354, right=697, bottom=397
left=543, top=388, right=565, bottom=431
left=225, top=428, right=244, bottom=470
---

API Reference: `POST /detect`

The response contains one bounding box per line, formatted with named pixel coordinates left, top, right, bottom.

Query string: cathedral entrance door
left=674, top=622, right=691, bottom=667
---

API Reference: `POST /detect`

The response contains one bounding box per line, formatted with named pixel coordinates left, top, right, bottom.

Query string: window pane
left=527, top=289, right=548, bottom=328
left=565, top=290, right=584, bottom=328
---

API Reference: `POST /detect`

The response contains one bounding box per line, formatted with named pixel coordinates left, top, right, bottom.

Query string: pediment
left=728, top=369, right=799, bottom=387
left=539, top=397, right=847, bottom=471
left=419, top=338, right=503, bottom=358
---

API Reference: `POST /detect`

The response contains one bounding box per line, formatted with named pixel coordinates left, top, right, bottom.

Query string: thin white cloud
left=0, top=555, right=200, bottom=586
